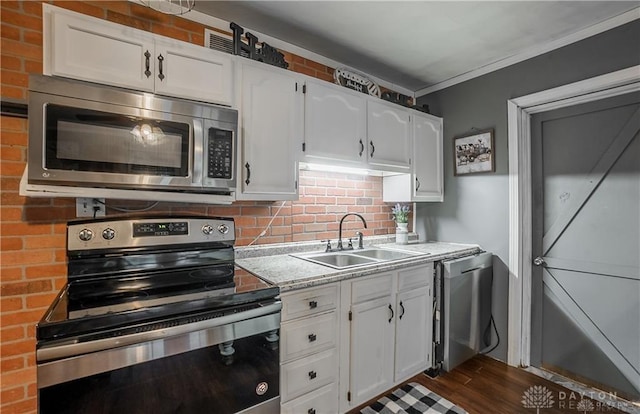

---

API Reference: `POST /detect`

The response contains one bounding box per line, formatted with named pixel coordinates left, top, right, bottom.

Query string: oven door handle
left=37, top=301, right=282, bottom=364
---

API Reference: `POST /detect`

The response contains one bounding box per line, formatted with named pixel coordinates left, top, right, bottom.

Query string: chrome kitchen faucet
left=337, top=213, right=367, bottom=250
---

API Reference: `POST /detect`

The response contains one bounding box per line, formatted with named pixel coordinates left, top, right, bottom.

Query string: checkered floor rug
left=359, top=382, right=468, bottom=414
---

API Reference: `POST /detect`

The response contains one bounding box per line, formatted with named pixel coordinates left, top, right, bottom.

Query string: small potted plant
left=391, top=203, right=410, bottom=244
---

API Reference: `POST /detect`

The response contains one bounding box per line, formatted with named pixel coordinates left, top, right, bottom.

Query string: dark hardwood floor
left=349, top=355, right=630, bottom=414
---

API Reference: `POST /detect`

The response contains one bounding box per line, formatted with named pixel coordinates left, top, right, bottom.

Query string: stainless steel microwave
left=28, top=75, right=237, bottom=195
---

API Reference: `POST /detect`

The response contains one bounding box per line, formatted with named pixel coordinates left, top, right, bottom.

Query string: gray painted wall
left=415, top=20, right=640, bottom=362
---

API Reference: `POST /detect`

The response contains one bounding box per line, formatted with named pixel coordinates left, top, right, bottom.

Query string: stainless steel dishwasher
left=440, top=252, right=493, bottom=372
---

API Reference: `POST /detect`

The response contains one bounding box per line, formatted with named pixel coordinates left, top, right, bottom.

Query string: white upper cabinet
left=303, top=79, right=367, bottom=166
left=302, top=78, right=412, bottom=173
left=383, top=111, right=444, bottom=202
left=366, top=100, right=411, bottom=170
left=153, top=37, right=233, bottom=105
left=49, top=11, right=156, bottom=92
left=236, top=61, right=302, bottom=200
left=45, top=5, right=233, bottom=106
left=413, top=112, right=444, bottom=201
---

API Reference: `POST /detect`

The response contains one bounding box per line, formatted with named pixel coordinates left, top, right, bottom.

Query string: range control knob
left=217, top=224, right=230, bottom=234
left=102, top=228, right=115, bottom=240
left=202, top=224, right=214, bottom=235
left=78, top=228, right=93, bottom=242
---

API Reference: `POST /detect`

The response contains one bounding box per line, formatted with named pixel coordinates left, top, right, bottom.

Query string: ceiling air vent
left=204, top=28, right=234, bottom=54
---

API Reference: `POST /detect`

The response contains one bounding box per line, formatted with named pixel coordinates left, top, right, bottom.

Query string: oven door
left=37, top=302, right=281, bottom=414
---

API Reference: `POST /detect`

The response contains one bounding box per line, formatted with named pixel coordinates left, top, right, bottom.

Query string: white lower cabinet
left=281, top=382, right=338, bottom=414
left=339, top=264, right=433, bottom=412
left=349, top=295, right=396, bottom=403
left=281, top=348, right=337, bottom=402
left=395, top=285, right=431, bottom=381
left=280, top=283, right=339, bottom=412
left=279, top=265, right=433, bottom=414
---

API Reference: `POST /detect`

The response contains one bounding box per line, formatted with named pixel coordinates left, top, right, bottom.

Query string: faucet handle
left=321, top=239, right=332, bottom=252
left=347, top=238, right=353, bottom=249
left=355, top=231, right=364, bottom=249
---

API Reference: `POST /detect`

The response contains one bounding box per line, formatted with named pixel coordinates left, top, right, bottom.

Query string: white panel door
left=50, top=12, right=155, bottom=91
left=394, top=286, right=430, bottom=381
left=237, top=63, right=301, bottom=200
left=531, top=92, right=640, bottom=400
left=303, top=80, right=367, bottom=166
left=349, top=297, right=395, bottom=406
left=367, top=100, right=411, bottom=170
left=154, top=38, right=233, bottom=105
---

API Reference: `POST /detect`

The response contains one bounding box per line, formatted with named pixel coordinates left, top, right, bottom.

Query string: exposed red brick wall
left=0, top=2, right=399, bottom=412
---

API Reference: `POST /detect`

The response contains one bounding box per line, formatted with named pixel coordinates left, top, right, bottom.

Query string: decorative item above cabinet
left=43, top=4, right=233, bottom=106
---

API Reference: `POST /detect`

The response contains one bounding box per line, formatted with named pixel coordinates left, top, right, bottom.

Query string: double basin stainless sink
left=291, top=246, right=428, bottom=269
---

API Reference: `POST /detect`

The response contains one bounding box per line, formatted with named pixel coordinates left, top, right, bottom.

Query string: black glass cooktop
left=37, top=266, right=277, bottom=342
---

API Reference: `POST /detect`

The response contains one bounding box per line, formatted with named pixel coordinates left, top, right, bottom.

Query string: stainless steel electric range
left=36, top=216, right=281, bottom=414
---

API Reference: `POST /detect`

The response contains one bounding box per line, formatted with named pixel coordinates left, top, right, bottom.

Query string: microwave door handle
left=192, top=120, right=203, bottom=186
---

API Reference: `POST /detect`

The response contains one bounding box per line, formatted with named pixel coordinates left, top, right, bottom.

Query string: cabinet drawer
left=351, top=272, right=394, bottom=303
left=398, top=264, right=432, bottom=292
left=281, top=284, right=338, bottom=322
left=281, top=382, right=338, bottom=414
left=281, top=348, right=337, bottom=402
left=281, top=311, right=337, bottom=362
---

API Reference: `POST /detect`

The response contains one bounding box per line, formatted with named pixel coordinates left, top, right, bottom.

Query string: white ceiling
left=194, top=1, right=638, bottom=95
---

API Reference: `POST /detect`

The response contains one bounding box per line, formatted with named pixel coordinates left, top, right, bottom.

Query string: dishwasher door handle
left=461, top=266, right=482, bottom=274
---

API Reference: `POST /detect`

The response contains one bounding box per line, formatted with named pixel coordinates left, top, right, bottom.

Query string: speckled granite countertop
left=235, top=239, right=481, bottom=292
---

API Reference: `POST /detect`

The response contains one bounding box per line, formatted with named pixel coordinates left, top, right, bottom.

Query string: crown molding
left=416, top=7, right=640, bottom=97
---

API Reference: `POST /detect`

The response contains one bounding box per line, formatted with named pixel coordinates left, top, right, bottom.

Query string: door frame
left=506, top=65, right=640, bottom=367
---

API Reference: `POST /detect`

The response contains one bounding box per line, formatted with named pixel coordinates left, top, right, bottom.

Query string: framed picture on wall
left=453, top=128, right=495, bottom=175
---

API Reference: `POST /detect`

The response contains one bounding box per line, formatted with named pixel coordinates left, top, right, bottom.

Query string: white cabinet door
left=349, top=296, right=395, bottom=405
left=394, top=286, right=430, bottom=381
left=413, top=113, right=444, bottom=201
left=154, top=37, right=233, bottom=105
left=367, top=100, right=411, bottom=170
left=49, top=11, right=155, bottom=92
left=237, top=63, right=302, bottom=200
left=47, top=6, right=233, bottom=106
left=303, top=80, right=367, bottom=166
left=382, top=112, right=444, bottom=202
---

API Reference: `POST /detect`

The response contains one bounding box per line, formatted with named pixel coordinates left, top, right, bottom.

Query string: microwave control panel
left=207, top=128, right=233, bottom=179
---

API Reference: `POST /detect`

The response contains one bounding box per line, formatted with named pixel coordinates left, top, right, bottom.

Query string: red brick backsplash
left=0, top=2, right=402, bottom=412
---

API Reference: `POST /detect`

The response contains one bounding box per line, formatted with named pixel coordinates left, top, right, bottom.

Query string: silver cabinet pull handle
left=370, top=141, right=375, bottom=157
left=399, top=301, right=405, bottom=320
left=415, top=177, right=421, bottom=191
left=359, top=139, right=364, bottom=157
left=388, top=304, right=394, bottom=323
